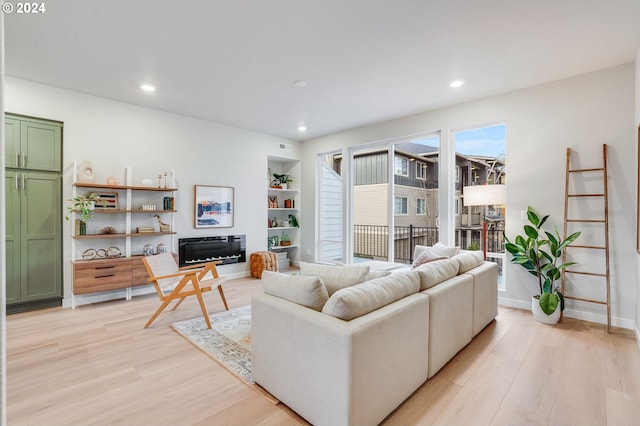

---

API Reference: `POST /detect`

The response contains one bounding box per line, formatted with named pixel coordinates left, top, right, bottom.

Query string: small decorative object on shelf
left=271, top=217, right=278, bottom=228
left=163, top=197, right=175, bottom=210
left=137, top=226, right=155, bottom=233
left=154, top=214, right=171, bottom=232
left=82, top=246, right=122, bottom=260
left=268, top=196, right=278, bottom=208
left=66, top=192, right=102, bottom=222
left=280, top=232, right=291, bottom=246
left=77, top=160, right=96, bottom=184
left=100, top=226, right=117, bottom=234
left=141, top=178, right=153, bottom=187
left=156, top=242, right=167, bottom=254
left=106, top=176, right=119, bottom=185
left=288, top=214, right=299, bottom=228
left=143, top=243, right=154, bottom=256
left=271, top=173, right=292, bottom=189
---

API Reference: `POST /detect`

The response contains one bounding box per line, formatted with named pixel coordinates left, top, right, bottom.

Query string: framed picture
left=95, top=192, right=118, bottom=210
left=194, top=185, right=234, bottom=228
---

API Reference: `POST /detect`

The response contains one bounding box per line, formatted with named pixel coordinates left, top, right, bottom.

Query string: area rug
left=170, top=305, right=279, bottom=405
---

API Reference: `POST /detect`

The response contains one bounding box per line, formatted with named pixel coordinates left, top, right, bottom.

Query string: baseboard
left=497, top=297, right=635, bottom=330
left=498, top=296, right=531, bottom=311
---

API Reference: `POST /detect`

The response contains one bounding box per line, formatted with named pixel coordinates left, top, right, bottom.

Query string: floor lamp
left=462, top=184, right=506, bottom=260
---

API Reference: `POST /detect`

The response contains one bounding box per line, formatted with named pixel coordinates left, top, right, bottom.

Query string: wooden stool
left=250, top=251, right=278, bottom=278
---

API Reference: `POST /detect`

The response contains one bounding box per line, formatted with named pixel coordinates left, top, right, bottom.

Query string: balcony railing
left=353, top=224, right=505, bottom=264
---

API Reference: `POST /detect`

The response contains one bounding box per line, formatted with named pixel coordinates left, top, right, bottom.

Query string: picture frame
left=194, top=185, right=234, bottom=228
left=95, top=192, right=118, bottom=210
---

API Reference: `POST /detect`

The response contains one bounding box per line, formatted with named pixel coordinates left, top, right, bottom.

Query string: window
left=416, top=162, right=427, bottom=180
left=394, top=157, right=408, bottom=176
left=394, top=196, right=408, bottom=215
left=416, top=198, right=427, bottom=215
left=455, top=165, right=460, bottom=183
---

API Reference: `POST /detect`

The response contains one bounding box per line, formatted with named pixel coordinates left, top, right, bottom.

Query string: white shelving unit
left=70, top=163, right=177, bottom=307
left=268, top=157, right=301, bottom=267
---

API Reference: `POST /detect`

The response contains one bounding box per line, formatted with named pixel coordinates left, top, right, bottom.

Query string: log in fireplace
left=178, top=235, right=246, bottom=267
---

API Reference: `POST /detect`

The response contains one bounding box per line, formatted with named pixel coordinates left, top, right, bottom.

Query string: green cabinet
left=5, top=114, right=63, bottom=312
left=6, top=171, right=62, bottom=306
left=5, top=116, right=62, bottom=172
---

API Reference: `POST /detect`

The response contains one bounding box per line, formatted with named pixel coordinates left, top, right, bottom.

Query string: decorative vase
left=280, top=183, right=287, bottom=190
left=79, top=221, right=87, bottom=236
left=531, top=295, right=561, bottom=325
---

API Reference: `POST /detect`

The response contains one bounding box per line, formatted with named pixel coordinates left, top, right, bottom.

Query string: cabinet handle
left=15, top=152, right=20, bottom=168
left=95, top=274, right=115, bottom=278
left=21, top=174, right=25, bottom=191
left=95, top=266, right=115, bottom=270
left=15, top=174, right=18, bottom=191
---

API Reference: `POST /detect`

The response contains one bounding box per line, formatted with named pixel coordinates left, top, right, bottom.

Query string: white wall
left=635, top=45, right=640, bottom=342
left=5, top=77, right=301, bottom=307
left=301, top=63, right=637, bottom=328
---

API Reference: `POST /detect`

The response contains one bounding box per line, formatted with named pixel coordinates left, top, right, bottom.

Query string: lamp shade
left=463, top=184, right=506, bottom=206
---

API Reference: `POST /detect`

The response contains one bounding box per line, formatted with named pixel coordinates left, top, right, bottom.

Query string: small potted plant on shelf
left=271, top=173, right=293, bottom=190
left=504, top=206, right=581, bottom=324
left=65, top=192, right=103, bottom=235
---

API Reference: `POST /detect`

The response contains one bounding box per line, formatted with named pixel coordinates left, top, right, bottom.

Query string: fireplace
left=178, top=235, right=246, bottom=267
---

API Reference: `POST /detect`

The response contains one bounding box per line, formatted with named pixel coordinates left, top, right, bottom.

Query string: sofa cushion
left=452, top=251, right=484, bottom=273
left=262, top=271, right=329, bottom=311
left=321, top=272, right=420, bottom=320
left=415, top=258, right=460, bottom=290
left=299, top=262, right=370, bottom=295
left=412, top=248, right=447, bottom=268
left=365, top=270, right=392, bottom=280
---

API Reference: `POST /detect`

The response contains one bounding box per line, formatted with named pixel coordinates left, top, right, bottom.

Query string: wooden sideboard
left=73, top=254, right=177, bottom=295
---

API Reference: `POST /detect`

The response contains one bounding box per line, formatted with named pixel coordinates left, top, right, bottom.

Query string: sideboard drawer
left=73, top=258, right=132, bottom=295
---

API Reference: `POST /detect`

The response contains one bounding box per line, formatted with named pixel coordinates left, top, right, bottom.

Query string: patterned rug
left=171, top=305, right=278, bottom=404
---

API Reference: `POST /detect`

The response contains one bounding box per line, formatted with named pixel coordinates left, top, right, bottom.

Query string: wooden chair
left=141, top=253, right=228, bottom=328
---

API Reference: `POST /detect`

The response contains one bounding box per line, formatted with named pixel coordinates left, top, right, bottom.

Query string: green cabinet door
left=21, top=120, right=62, bottom=172
left=4, top=118, right=21, bottom=168
left=5, top=171, right=22, bottom=304
left=5, top=171, right=62, bottom=304
left=21, top=172, right=62, bottom=301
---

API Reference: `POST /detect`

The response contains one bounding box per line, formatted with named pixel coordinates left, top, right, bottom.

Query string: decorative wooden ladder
left=562, top=144, right=611, bottom=333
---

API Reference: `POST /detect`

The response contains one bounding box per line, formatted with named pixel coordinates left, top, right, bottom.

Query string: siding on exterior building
left=320, top=163, right=343, bottom=261
left=354, top=183, right=388, bottom=226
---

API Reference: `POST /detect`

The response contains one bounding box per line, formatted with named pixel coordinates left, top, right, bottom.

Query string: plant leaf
left=539, top=292, right=559, bottom=315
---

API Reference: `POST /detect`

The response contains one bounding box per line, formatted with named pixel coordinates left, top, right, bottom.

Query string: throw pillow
left=262, top=271, right=329, bottom=311
left=412, top=248, right=447, bottom=268
left=322, top=271, right=420, bottom=321
left=299, top=262, right=370, bottom=295
left=431, top=241, right=460, bottom=258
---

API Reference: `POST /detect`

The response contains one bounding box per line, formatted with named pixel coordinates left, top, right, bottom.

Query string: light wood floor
left=6, top=276, right=640, bottom=425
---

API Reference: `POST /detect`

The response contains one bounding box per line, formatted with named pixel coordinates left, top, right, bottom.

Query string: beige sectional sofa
left=251, top=247, right=498, bottom=426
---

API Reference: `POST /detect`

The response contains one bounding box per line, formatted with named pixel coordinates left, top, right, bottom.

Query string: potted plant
left=65, top=192, right=103, bottom=235
left=504, top=206, right=581, bottom=324
left=271, top=173, right=293, bottom=190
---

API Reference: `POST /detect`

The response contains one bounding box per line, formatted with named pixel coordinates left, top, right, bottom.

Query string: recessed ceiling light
left=140, top=84, right=156, bottom=92
left=297, top=125, right=307, bottom=132
left=293, top=80, right=307, bottom=88
left=449, top=80, right=464, bottom=88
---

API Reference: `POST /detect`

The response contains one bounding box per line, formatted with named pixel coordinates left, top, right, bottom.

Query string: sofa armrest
left=252, top=291, right=429, bottom=426
left=465, top=261, right=499, bottom=336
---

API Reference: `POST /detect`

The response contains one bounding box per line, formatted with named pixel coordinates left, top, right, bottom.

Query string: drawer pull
left=95, top=274, right=115, bottom=278
left=95, top=266, right=115, bottom=270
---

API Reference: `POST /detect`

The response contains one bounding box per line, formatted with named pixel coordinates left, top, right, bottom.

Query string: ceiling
left=4, top=1, right=640, bottom=141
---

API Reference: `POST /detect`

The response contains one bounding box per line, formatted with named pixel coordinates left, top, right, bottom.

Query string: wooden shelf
left=74, top=182, right=177, bottom=192
left=91, top=209, right=177, bottom=214
left=73, top=231, right=176, bottom=239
